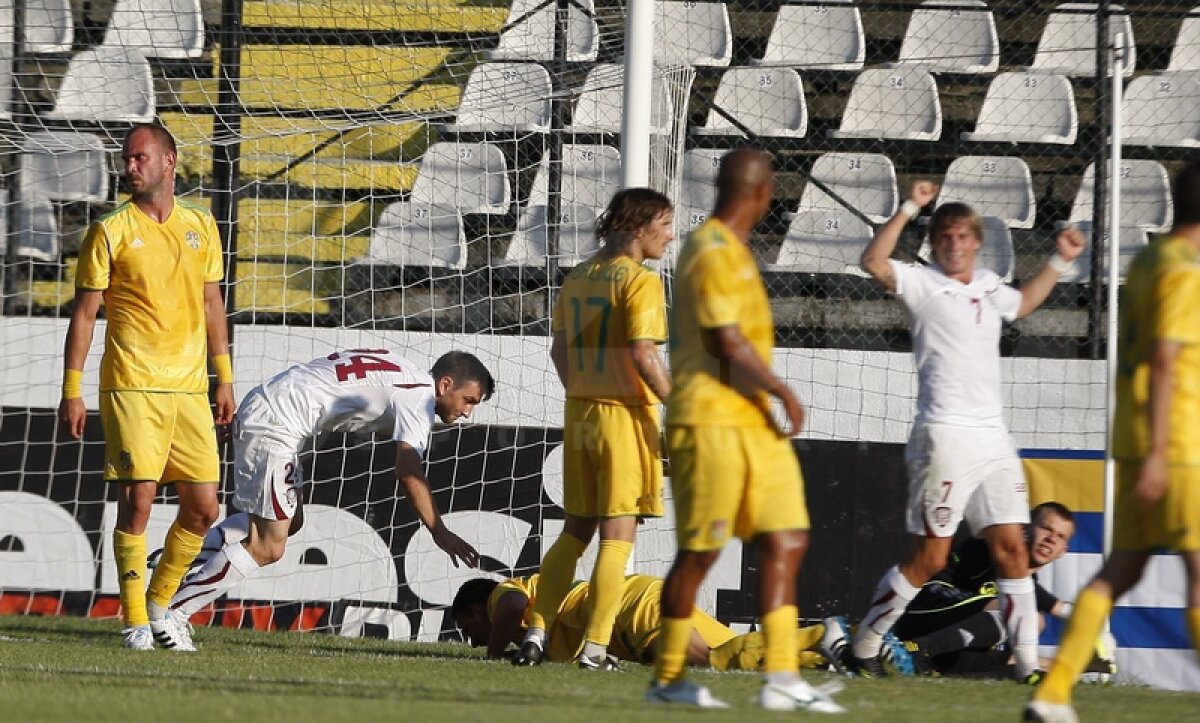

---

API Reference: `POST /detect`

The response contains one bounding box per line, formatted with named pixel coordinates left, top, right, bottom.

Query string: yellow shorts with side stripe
left=667, top=424, right=809, bottom=551
left=99, top=391, right=220, bottom=484
left=1115, top=461, right=1200, bottom=552
left=562, top=398, right=663, bottom=518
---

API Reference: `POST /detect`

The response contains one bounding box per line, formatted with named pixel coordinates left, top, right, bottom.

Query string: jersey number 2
left=328, top=350, right=402, bottom=382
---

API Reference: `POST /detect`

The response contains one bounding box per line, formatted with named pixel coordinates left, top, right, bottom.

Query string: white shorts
left=904, top=422, right=1029, bottom=537
left=231, top=389, right=306, bottom=521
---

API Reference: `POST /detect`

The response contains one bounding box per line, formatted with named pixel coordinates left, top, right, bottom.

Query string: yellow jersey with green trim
left=551, top=254, right=667, bottom=405
left=1113, top=235, right=1200, bottom=464
left=666, top=218, right=773, bottom=428
left=75, top=199, right=224, bottom=393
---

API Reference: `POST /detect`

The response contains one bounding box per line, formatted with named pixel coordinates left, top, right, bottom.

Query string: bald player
left=646, top=149, right=842, bottom=713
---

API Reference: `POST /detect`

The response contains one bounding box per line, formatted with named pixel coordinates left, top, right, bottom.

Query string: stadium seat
left=919, top=216, right=1015, bottom=281
left=655, top=1, right=732, bottom=67
left=408, top=142, right=511, bottom=213
left=797, top=152, right=897, bottom=224
left=1122, top=73, right=1200, bottom=148
left=103, top=0, right=205, bottom=59
left=368, top=203, right=466, bottom=269
left=24, top=0, right=73, bottom=53
left=960, top=73, right=1077, bottom=144
left=754, top=1, right=865, bottom=71
left=1029, top=3, right=1136, bottom=78
left=1058, top=220, right=1147, bottom=283
left=1168, top=7, right=1200, bottom=71
left=13, top=196, right=59, bottom=262
left=896, top=0, right=999, bottom=74
left=488, top=0, right=599, bottom=62
left=770, top=210, right=873, bottom=274
left=828, top=67, right=942, bottom=141
left=937, top=156, right=1036, bottom=229
left=45, top=47, right=155, bottom=123
left=695, top=67, right=807, bottom=138
left=677, top=148, right=728, bottom=232
left=0, top=17, right=11, bottom=120
left=568, top=64, right=673, bottom=135
left=1069, top=161, right=1172, bottom=232
left=20, top=132, right=110, bottom=203
left=440, top=62, right=553, bottom=133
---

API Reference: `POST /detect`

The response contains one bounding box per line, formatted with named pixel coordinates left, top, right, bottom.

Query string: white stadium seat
left=798, top=153, right=897, bottom=224
left=14, top=195, right=60, bottom=262
left=408, top=142, right=511, bottom=213
left=45, top=47, right=156, bottom=123
left=828, top=67, right=942, bottom=141
left=441, top=62, right=552, bottom=133
left=1058, top=220, right=1147, bottom=284
left=0, top=10, right=11, bottom=120
left=754, top=1, right=865, bottom=71
left=961, top=72, right=1077, bottom=144
left=897, top=0, right=999, bottom=74
left=568, top=64, right=673, bottom=135
left=103, top=0, right=205, bottom=59
left=488, top=0, right=599, bottom=62
left=655, top=1, right=732, bottom=67
left=919, top=216, right=1015, bottom=281
left=695, top=67, right=807, bottom=138
left=20, top=131, right=110, bottom=203
left=770, top=210, right=873, bottom=274
left=1122, top=73, right=1200, bottom=148
left=937, top=156, right=1036, bottom=229
left=676, top=147, right=728, bottom=232
left=1029, top=3, right=1135, bottom=78
left=368, top=203, right=466, bottom=269
left=1168, top=7, right=1200, bottom=71
left=24, top=0, right=73, bottom=53
left=1069, top=161, right=1172, bottom=232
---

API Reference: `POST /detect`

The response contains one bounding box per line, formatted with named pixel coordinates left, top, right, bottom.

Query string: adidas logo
left=122, top=569, right=141, bottom=581
left=130, top=238, right=145, bottom=248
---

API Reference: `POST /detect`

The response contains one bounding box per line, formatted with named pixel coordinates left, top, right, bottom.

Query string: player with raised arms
left=160, top=349, right=493, bottom=648
left=849, top=181, right=1086, bottom=682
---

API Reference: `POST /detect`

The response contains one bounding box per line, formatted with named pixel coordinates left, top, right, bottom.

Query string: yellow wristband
left=212, top=354, right=234, bottom=384
left=62, top=368, right=83, bottom=399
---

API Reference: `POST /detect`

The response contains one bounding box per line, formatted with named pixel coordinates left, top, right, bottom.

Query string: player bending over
left=454, top=574, right=828, bottom=671
left=161, top=349, right=493, bottom=649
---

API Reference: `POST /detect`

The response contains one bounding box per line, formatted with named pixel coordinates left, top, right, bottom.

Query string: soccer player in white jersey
left=848, top=181, right=1086, bottom=681
left=158, top=349, right=494, bottom=647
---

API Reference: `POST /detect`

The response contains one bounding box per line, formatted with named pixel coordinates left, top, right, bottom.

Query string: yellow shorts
left=99, top=391, right=220, bottom=484
left=667, top=424, right=809, bottom=551
left=1115, top=461, right=1200, bottom=552
left=608, top=575, right=736, bottom=664
left=562, top=398, right=663, bottom=518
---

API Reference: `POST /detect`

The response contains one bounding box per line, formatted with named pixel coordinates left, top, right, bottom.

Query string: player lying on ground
left=158, top=350, right=494, bottom=649
left=453, top=573, right=828, bottom=671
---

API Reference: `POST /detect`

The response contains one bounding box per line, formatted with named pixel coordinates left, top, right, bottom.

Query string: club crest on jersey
left=932, top=505, right=952, bottom=528
left=186, top=230, right=201, bottom=250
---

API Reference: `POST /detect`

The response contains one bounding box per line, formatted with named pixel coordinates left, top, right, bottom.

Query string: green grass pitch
left=1, top=615, right=1197, bottom=722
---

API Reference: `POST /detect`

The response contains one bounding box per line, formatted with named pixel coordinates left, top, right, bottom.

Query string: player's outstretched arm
left=487, top=590, right=528, bottom=659
left=1016, top=225, right=1087, bottom=318
left=861, top=180, right=939, bottom=292
left=395, top=442, right=480, bottom=568
left=58, top=289, right=103, bottom=440
left=703, top=326, right=804, bottom=437
left=630, top=339, right=671, bottom=401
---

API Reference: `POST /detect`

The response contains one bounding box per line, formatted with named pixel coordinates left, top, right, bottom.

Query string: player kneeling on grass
left=453, top=573, right=829, bottom=671
left=161, top=349, right=493, bottom=648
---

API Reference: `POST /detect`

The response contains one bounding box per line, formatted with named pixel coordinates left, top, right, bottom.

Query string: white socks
left=170, top=542, right=260, bottom=618
left=202, top=512, right=252, bottom=551
left=852, top=565, right=920, bottom=659
left=998, top=577, right=1040, bottom=677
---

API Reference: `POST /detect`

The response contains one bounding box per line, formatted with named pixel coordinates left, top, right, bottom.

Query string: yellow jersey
left=75, top=199, right=224, bottom=393
left=666, top=218, right=774, bottom=428
left=1113, top=235, right=1200, bottom=464
left=551, top=254, right=667, bottom=405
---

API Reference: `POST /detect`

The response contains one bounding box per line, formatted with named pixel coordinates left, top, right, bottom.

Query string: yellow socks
left=762, top=604, right=799, bottom=675
left=146, top=522, right=205, bottom=612
left=1036, top=586, right=1113, bottom=705
left=654, top=617, right=693, bottom=685
left=528, top=533, right=588, bottom=631
left=1188, top=607, right=1200, bottom=654
left=113, top=529, right=149, bottom=628
left=583, top=540, right=633, bottom=647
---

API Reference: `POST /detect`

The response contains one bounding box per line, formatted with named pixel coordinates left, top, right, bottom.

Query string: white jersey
left=890, top=260, right=1022, bottom=426
left=247, top=348, right=437, bottom=458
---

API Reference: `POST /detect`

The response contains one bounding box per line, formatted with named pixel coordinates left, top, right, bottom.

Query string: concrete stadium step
left=233, top=261, right=333, bottom=315
left=238, top=197, right=378, bottom=238
left=243, top=0, right=507, bottom=33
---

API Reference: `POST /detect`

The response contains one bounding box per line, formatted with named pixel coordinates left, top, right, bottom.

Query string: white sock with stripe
left=852, top=565, right=920, bottom=659
left=998, top=577, right=1040, bottom=678
left=170, top=542, right=260, bottom=618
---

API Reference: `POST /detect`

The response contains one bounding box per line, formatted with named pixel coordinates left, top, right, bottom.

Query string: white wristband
left=1048, top=254, right=1074, bottom=275
left=899, top=199, right=921, bottom=218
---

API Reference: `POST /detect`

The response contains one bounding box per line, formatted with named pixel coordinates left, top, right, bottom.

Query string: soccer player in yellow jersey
left=1027, top=162, right=1200, bottom=722
left=57, top=124, right=234, bottom=651
left=648, top=149, right=842, bottom=712
left=515, top=188, right=674, bottom=669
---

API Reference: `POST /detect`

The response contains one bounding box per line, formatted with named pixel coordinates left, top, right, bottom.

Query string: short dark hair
left=929, top=202, right=983, bottom=242
left=431, top=351, right=495, bottom=401
left=1172, top=160, right=1200, bottom=226
left=1032, top=501, right=1074, bottom=525
left=126, top=123, right=177, bottom=156
left=451, top=577, right=500, bottom=618
left=595, top=188, right=673, bottom=248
